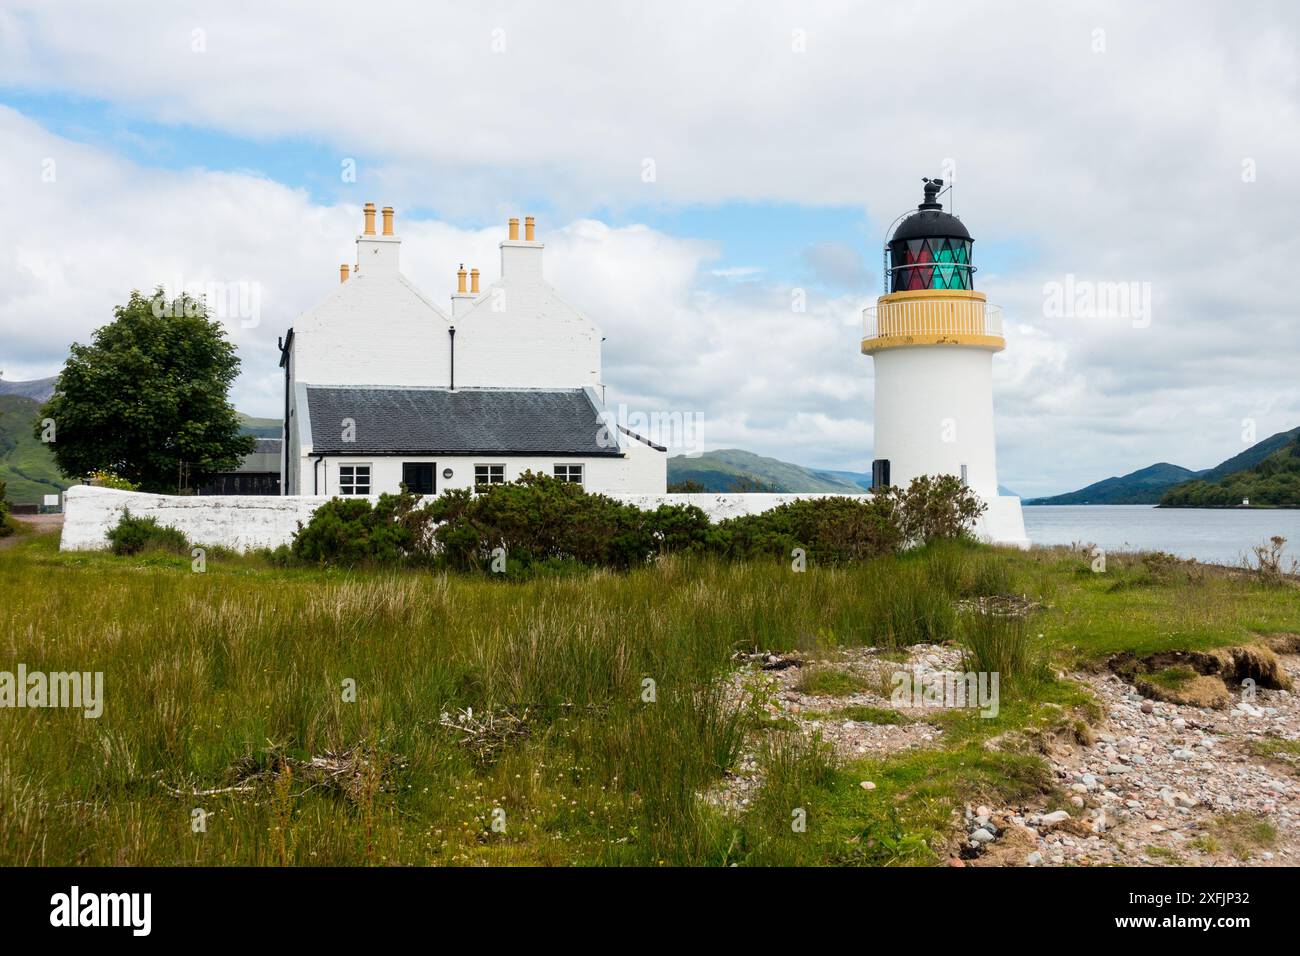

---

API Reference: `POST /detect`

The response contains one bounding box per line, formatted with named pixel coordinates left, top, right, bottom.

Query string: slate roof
left=305, top=386, right=622, bottom=456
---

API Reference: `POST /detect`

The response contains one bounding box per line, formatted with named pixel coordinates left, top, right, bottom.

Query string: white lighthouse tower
left=863, top=179, right=1028, bottom=546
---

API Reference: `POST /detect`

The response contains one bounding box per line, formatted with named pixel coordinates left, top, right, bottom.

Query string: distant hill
left=239, top=414, right=282, bottom=439
left=0, top=395, right=70, bottom=505
left=1161, top=436, right=1300, bottom=508
left=1026, top=426, right=1300, bottom=505
left=0, top=376, right=57, bottom=403
left=667, top=448, right=1020, bottom=496
left=669, top=449, right=865, bottom=493
left=1025, top=462, right=1200, bottom=505
left=1197, top=426, right=1300, bottom=482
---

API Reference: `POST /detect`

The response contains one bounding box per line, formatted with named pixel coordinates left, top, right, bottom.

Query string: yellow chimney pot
left=470, top=268, right=480, bottom=294
left=524, top=216, right=535, bottom=241
left=508, top=217, right=520, bottom=241
left=363, top=202, right=377, bottom=235
left=381, top=206, right=394, bottom=235
left=457, top=264, right=467, bottom=294
left=340, top=263, right=350, bottom=283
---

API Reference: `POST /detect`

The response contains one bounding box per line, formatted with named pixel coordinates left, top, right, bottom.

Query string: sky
left=1, top=1, right=1298, bottom=497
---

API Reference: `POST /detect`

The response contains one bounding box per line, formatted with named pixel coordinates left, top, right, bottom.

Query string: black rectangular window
left=871, top=458, right=890, bottom=490
left=554, top=463, right=584, bottom=485
left=339, top=464, right=372, bottom=496
left=474, top=464, right=505, bottom=487
left=402, top=463, right=436, bottom=495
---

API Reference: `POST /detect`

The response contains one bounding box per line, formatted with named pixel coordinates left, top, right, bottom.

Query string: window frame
left=553, top=463, right=584, bottom=486
left=401, top=461, right=436, bottom=496
left=474, top=463, right=506, bottom=488
left=337, top=463, right=372, bottom=496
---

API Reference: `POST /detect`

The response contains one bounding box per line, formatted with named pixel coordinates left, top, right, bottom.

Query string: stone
left=1039, top=810, right=1071, bottom=828
left=859, top=780, right=876, bottom=791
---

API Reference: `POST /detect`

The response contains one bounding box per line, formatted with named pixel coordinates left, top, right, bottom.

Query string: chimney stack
left=340, top=263, right=350, bottom=283
left=500, top=212, right=544, bottom=282
left=381, top=206, right=394, bottom=235
left=363, top=202, right=377, bottom=235
left=470, top=268, right=480, bottom=294
left=457, top=264, right=467, bottom=294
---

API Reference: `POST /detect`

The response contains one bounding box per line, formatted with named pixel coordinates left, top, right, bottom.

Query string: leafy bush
left=716, top=495, right=903, bottom=565
left=427, top=472, right=712, bottom=571
left=0, top=479, right=13, bottom=538
left=105, top=509, right=190, bottom=556
left=894, top=475, right=987, bottom=547
left=290, top=492, right=436, bottom=565
left=288, top=470, right=987, bottom=572
left=87, top=469, right=141, bottom=491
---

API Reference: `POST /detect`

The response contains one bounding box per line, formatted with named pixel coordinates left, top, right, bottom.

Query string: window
left=338, top=464, right=371, bottom=496
left=554, top=463, right=584, bottom=485
left=402, top=462, right=435, bottom=495
left=474, top=464, right=505, bottom=487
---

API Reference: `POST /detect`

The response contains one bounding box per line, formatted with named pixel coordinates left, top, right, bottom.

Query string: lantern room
left=887, top=179, right=974, bottom=292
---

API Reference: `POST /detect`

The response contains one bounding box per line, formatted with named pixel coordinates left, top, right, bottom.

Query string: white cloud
left=1, top=2, right=1299, bottom=493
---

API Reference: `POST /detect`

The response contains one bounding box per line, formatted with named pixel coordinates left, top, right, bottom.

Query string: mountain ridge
left=1025, top=426, right=1300, bottom=505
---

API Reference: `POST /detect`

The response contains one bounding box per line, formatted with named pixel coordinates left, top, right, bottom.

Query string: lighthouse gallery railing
left=862, top=299, right=1003, bottom=342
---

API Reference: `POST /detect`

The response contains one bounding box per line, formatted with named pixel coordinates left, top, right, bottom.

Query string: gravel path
left=709, top=640, right=1299, bottom=866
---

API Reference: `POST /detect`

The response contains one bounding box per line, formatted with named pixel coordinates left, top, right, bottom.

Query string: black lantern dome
left=887, top=179, right=974, bottom=292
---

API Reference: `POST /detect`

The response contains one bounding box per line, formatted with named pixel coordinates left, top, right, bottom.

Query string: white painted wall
left=61, top=485, right=1029, bottom=553
left=302, top=447, right=664, bottom=497
left=452, top=241, right=602, bottom=390
left=292, top=272, right=452, bottom=389
left=872, top=346, right=1001, bottom=499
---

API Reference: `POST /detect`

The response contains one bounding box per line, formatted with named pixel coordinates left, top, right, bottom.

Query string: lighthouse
left=863, top=179, right=1028, bottom=546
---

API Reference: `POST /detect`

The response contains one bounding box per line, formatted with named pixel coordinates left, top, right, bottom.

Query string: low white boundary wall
left=60, top=485, right=1030, bottom=553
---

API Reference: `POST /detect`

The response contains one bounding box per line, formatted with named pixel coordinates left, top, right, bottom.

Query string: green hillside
left=1197, top=426, right=1300, bottom=483
left=668, top=449, right=865, bottom=493
left=239, top=414, right=282, bottom=439
left=1160, top=436, right=1300, bottom=507
left=1025, top=462, right=1199, bottom=505
left=0, top=395, right=71, bottom=505
left=1026, top=426, right=1300, bottom=505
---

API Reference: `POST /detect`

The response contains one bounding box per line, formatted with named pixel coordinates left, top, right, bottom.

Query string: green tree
left=36, top=289, right=255, bottom=492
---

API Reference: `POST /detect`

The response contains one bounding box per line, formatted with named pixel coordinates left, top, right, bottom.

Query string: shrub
left=427, top=472, right=712, bottom=571
left=1247, top=535, right=1297, bottom=584
left=0, top=479, right=13, bottom=538
left=894, top=474, right=987, bottom=547
left=105, top=510, right=190, bottom=556
left=291, top=491, right=435, bottom=565
left=716, top=495, right=904, bottom=565
left=87, top=469, right=141, bottom=491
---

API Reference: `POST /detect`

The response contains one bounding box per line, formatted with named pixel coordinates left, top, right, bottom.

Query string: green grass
left=794, top=668, right=869, bottom=697
left=1248, top=738, right=1300, bottom=759
left=1191, top=814, right=1278, bottom=861
left=1, top=533, right=1295, bottom=866
left=824, top=705, right=911, bottom=725
left=1143, top=665, right=1198, bottom=691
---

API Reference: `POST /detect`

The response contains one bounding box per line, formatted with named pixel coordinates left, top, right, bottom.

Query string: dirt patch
left=1110, top=644, right=1292, bottom=708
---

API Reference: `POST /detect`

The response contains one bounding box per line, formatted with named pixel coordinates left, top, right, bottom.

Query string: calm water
left=1022, top=505, right=1300, bottom=566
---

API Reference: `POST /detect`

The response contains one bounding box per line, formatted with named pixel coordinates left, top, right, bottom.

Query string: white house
left=277, top=205, right=666, bottom=497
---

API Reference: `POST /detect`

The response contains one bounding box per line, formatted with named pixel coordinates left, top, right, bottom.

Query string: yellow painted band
left=862, top=334, right=1005, bottom=354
